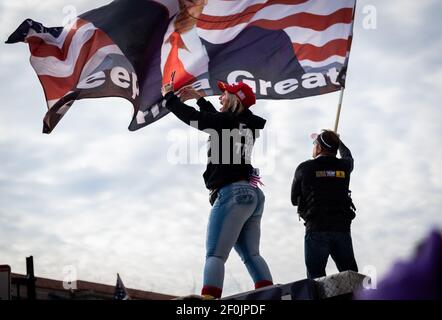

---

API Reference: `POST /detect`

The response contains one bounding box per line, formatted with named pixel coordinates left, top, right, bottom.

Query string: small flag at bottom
left=114, top=273, right=130, bottom=300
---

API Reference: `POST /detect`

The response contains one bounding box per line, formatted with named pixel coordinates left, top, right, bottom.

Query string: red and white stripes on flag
left=249, top=168, right=264, bottom=188
left=8, top=15, right=140, bottom=133
left=197, top=0, right=355, bottom=72
left=25, top=18, right=126, bottom=123
left=8, top=0, right=357, bottom=133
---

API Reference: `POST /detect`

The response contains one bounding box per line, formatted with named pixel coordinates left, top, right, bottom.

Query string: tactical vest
left=298, top=159, right=356, bottom=221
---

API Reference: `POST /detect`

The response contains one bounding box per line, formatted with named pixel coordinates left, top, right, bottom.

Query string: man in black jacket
left=291, top=130, right=358, bottom=279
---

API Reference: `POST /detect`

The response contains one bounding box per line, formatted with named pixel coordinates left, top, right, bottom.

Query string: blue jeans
left=305, top=231, right=358, bottom=279
left=203, top=181, right=273, bottom=296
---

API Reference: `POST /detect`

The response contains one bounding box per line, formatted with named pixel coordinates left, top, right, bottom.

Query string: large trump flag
left=7, top=0, right=356, bottom=133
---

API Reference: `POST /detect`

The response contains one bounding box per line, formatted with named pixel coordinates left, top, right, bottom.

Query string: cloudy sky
left=1, top=0, right=441, bottom=297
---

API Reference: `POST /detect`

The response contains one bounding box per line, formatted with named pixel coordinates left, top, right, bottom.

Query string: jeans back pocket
left=234, top=188, right=255, bottom=205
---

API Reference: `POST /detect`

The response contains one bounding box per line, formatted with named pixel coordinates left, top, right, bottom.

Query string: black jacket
left=291, top=143, right=355, bottom=232
left=164, top=92, right=266, bottom=190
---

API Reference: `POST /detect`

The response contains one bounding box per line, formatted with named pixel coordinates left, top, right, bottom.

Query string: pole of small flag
left=26, top=256, right=36, bottom=300
left=333, top=87, right=345, bottom=132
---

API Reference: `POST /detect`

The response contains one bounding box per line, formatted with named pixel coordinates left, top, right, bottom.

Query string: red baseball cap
left=217, top=81, right=256, bottom=108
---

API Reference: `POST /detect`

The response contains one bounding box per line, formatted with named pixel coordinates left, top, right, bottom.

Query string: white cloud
left=381, top=0, right=437, bottom=27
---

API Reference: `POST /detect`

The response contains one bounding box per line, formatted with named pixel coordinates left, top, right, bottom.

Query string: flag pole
left=333, top=87, right=345, bottom=133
